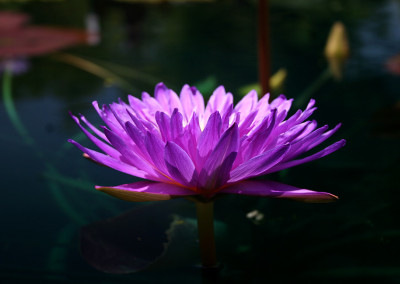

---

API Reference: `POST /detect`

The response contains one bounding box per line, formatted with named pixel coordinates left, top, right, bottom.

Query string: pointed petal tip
left=294, top=192, right=339, bottom=203
left=214, top=85, right=226, bottom=93
left=271, top=190, right=339, bottom=203
left=68, top=139, right=82, bottom=148
left=306, top=98, right=316, bottom=108
left=334, top=139, right=347, bottom=149
left=82, top=153, right=98, bottom=163
left=95, top=182, right=196, bottom=202
left=155, top=82, right=168, bottom=93
left=95, top=185, right=173, bottom=202
left=68, top=111, right=79, bottom=122
left=220, top=180, right=339, bottom=203
left=330, top=193, right=339, bottom=200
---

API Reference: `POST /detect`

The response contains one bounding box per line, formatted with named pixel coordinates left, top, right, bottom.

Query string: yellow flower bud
left=324, top=21, right=350, bottom=80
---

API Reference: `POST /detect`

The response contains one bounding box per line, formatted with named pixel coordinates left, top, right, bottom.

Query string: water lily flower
left=69, top=83, right=345, bottom=268
left=69, top=83, right=344, bottom=202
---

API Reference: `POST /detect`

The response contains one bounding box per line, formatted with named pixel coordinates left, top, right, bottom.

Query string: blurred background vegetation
left=1, top=0, right=399, bottom=283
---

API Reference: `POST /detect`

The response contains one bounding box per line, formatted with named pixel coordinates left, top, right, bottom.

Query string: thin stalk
left=2, top=69, right=89, bottom=225
left=195, top=201, right=217, bottom=268
left=258, top=0, right=271, bottom=96
left=294, top=68, right=332, bottom=108
left=2, top=69, right=35, bottom=147
left=88, top=57, right=160, bottom=85
left=52, top=53, right=135, bottom=92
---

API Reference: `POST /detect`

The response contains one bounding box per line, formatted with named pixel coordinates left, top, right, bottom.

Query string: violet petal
left=234, top=90, right=258, bottom=118
left=229, top=144, right=290, bottom=183
left=220, top=180, right=338, bottom=203
left=197, top=111, right=222, bottom=167
left=70, top=113, right=119, bottom=158
left=95, top=181, right=195, bottom=202
left=144, top=131, right=168, bottom=174
left=266, top=139, right=346, bottom=174
left=154, top=82, right=182, bottom=114
left=180, top=84, right=205, bottom=121
left=199, top=123, right=239, bottom=189
left=103, top=127, right=158, bottom=176
left=164, top=141, right=197, bottom=187
left=68, top=139, right=157, bottom=181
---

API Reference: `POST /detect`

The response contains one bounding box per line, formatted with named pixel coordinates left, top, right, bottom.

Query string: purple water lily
left=69, top=83, right=345, bottom=203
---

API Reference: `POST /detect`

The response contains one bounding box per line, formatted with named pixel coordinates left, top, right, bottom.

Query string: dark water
left=1, top=0, right=400, bottom=283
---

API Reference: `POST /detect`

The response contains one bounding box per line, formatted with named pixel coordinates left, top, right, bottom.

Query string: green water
left=1, top=0, right=399, bottom=283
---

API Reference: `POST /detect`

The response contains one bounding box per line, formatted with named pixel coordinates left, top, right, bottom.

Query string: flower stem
left=258, top=0, right=271, bottom=96
left=195, top=200, right=217, bottom=268
left=2, top=69, right=34, bottom=146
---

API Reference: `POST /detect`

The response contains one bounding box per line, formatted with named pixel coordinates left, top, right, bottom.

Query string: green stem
left=196, top=201, right=217, bottom=268
left=52, top=53, right=135, bottom=92
left=294, top=68, right=332, bottom=108
left=258, top=0, right=271, bottom=96
left=2, top=69, right=35, bottom=147
left=2, top=68, right=89, bottom=225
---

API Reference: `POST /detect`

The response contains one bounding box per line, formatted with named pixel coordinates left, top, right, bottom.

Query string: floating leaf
left=0, top=11, right=29, bottom=31
left=80, top=200, right=196, bottom=274
left=0, top=27, right=87, bottom=58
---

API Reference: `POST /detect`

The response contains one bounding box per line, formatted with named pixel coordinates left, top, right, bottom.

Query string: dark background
left=1, top=0, right=399, bottom=283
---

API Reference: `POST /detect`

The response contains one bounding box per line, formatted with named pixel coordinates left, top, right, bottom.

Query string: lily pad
left=80, top=199, right=197, bottom=273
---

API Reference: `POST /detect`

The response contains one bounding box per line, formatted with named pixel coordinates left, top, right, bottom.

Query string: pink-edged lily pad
left=0, top=11, right=29, bottom=31
left=0, top=26, right=87, bottom=58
